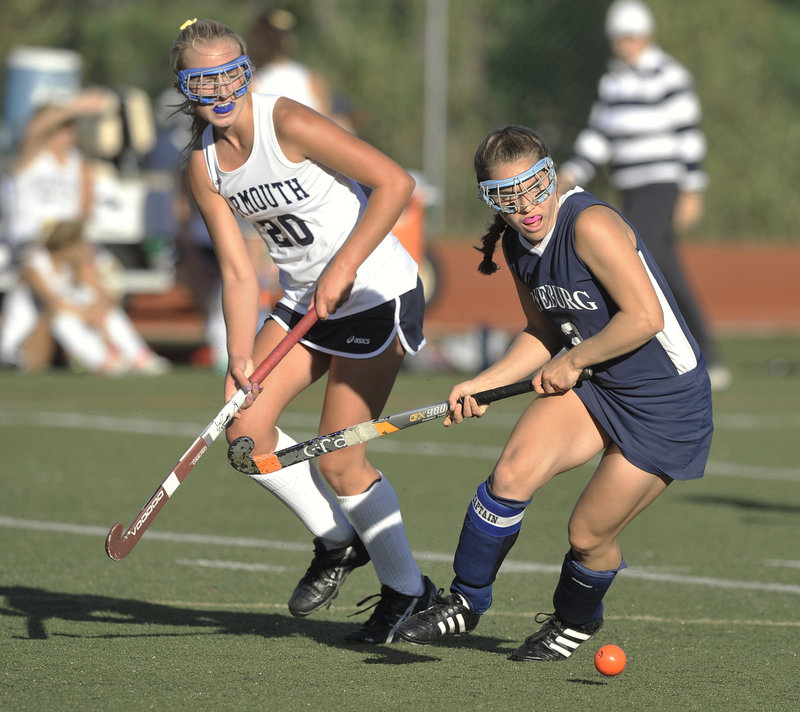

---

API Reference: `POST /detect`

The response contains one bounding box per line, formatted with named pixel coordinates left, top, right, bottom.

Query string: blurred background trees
left=1, top=0, right=798, bottom=242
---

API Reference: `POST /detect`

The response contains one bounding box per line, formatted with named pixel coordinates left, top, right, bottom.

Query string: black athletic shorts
left=267, top=278, right=425, bottom=358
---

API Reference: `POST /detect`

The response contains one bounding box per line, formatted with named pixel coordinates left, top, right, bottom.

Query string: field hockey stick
left=104, top=309, right=318, bottom=560
left=228, top=323, right=593, bottom=476
left=229, top=379, right=540, bottom=476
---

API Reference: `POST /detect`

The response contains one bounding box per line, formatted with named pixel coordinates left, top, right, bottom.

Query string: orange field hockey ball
left=594, top=644, right=627, bottom=676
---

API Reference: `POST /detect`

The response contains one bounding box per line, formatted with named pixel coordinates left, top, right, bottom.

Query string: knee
left=317, top=452, right=374, bottom=495
left=566, top=522, right=607, bottom=559
left=489, top=458, right=545, bottom=501
left=225, top=419, right=246, bottom=445
left=316, top=449, right=351, bottom=482
left=225, top=418, right=277, bottom=451
left=316, top=457, right=340, bottom=483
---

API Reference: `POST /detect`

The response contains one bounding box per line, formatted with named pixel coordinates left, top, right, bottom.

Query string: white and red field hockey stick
left=104, top=310, right=318, bottom=560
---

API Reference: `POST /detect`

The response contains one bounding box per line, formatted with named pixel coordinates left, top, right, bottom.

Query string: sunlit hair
left=473, top=126, right=550, bottom=275
left=42, top=220, right=84, bottom=252
left=170, top=19, right=248, bottom=156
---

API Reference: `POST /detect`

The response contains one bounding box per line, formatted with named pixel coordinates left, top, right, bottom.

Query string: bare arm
left=21, top=250, right=107, bottom=329
left=20, top=264, right=72, bottom=314
left=186, top=147, right=261, bottom=399
left=78, top=157, right=94, bottom=223
left=15, top=89, right=114, bottom=170
left=537, top=205, right=664, bottom=392
left=273, top=98, right=415, bottom=318
left=673, top=191, right=704, bottom=233
left=445, top=271, right=560, bottom=425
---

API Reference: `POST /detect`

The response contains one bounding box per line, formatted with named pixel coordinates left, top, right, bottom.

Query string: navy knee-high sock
left=451, top=480, right=531, bottom=614
left=552, top=549, right=626, bottom=626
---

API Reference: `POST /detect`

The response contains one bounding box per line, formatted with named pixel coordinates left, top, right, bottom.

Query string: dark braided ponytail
left=474, top=214, right=508, bottom=275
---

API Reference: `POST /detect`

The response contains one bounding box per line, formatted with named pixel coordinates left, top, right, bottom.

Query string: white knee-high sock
left=337, top=474, right=423, bottom=596
left=249, top=427, right=355, bottom=548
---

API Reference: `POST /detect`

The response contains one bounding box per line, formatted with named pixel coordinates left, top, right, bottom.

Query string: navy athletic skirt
left=268, top=278, right=426, bottom=358
left=575, top=362, right=714, bottom=481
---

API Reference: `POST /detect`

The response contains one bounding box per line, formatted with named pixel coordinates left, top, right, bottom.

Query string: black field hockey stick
left=228, top=321, right=593, bottom=476
left=104, top=310, right=319, bottom=560
left=227, top=378, right=538, bottom=476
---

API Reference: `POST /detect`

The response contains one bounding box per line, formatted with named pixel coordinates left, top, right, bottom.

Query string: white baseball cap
left=605, top=0, right=655, bottom=38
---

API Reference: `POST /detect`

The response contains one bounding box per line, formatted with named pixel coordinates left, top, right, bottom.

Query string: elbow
left=402, top=170, right=416, bottom=201
left=644, top=307, right=664, bottom=340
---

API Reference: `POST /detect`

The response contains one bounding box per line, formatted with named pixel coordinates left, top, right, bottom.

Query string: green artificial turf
left=1, top=335, right=798, bottom=711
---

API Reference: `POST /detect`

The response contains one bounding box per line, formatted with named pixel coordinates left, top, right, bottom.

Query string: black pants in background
left=621, top=183, right=720, bottom=367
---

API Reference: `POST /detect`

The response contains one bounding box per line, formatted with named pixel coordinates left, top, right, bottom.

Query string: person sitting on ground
left=0, top=220, right=170, bottom=375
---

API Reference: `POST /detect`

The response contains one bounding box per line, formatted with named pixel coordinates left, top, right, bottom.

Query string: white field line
left=176, top=558, right=292, bottom=573
left=1, top=410, right=800, bottom=482
left=151, top=601, right=800, bottom=629
left=2, top=516, right=800, bottom=597
left=147, top=596, right=800, bottom=629
left=766, top=559, right=800, bottom=569
left=5, top=408, right=800, bottom=432
left=0, top=516, right=310, bottom=552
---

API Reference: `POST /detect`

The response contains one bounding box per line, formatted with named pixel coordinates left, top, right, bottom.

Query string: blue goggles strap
left=176, top=55, right=253, bottom=104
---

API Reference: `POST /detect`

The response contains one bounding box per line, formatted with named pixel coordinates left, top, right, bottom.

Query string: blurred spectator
left=558, top=0, right=731, bottom=390
left=247, top=8, right=334, bottom=116
left=1, top=89, right=113, bottom=260
left=0, top=220, right=170, bottom=375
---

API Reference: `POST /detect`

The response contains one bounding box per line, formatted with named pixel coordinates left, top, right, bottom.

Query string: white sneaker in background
left=131, top=352, right=172, bottom=376
left=708, top=364, right=732, bottom=391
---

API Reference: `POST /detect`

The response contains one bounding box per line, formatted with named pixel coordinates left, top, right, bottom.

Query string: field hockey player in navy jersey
left=396, top=125, right=713, bottom=662
left=171, top=19, right=435, bottom=643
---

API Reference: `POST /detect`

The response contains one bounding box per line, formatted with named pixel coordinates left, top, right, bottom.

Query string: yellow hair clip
left=180, top=18, right=198, bottom=30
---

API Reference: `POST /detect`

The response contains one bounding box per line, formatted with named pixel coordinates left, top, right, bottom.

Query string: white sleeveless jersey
left=202, top=93, right=418, bottom=318
left=5, top=147, right=84, bottom=247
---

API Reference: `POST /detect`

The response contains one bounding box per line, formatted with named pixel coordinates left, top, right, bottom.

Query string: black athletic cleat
left=508, top=612, right=603, bottom=661
left=288, top=537, right=370, bottom=617
left=395, top=591, right=481, bottom=644
left=345, top=575, right=437, bottom=644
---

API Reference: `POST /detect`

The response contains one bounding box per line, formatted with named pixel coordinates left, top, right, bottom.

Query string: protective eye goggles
left=176, top=55, right=253, bottom=105
left=479, top=156, right=556, bottom=214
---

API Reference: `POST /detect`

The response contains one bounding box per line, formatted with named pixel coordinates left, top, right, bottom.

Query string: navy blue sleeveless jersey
left=501, top=189, right=713, bottom=480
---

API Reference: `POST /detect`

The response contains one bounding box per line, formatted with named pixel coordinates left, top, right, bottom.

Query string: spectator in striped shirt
left=559, top=0, right=731, bottom=390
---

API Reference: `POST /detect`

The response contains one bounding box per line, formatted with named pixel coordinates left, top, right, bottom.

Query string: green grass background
left=1, top=335, right=799, bottom=711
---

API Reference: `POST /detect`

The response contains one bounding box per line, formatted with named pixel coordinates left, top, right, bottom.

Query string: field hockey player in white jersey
left=396, top=125, right=713, bottom=662
left=171, top=19, right=435, bottom=643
